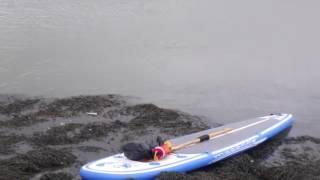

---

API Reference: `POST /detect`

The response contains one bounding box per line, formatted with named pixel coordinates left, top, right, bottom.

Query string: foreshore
left=0, top=94, right=319, bottom=180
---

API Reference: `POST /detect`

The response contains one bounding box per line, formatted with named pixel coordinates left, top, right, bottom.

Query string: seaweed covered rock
left=0, top=148, right=76, bottom=180
left=32, top=121, right=126, bottom=145
left=0, top=98, right=40, bottom=115
left=1, top=114, right=47, bottom=127
left=37, top=95, right=123, bottom=117
left=40, top=172, right=73, bottom=180
left=0, top=133, right=24, bottom=154
left=124, top=104, right=209, bottom=136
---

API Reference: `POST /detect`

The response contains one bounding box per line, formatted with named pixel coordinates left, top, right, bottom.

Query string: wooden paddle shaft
left=171, top=128, right=233, bottom=151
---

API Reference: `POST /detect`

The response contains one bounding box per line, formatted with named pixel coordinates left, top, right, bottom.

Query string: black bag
left=121, top=142, right=153, bottom=161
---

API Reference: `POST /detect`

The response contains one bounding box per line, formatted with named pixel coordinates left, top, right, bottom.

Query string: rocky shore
left=0, top=95, right=319, bottom=180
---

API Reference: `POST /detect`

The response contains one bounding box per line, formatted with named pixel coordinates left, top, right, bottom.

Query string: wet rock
left=261, top=161, right=320, bottom=180
left=1, top=114, right=47, bottom=127
left=0, top=98, right=40, bottom=115
left=32, top=123, right=84, bottom=145
left=122, top=104, right=165, bottom=116
left=77, top=146, right=107, bottom=152
left=157, top=172, right=199, bottom=180
left=36, top=95, right=123, bottom=117
left=0, top=148, right=75, bottom=180
left=284, top=135, right=320, bottom=144
left=40, top=172, right=73, bottom=180
left=0, top=133, right=24, bottom=154
left=32, top=121, right=126, bottom=145
left=125, top=104, right=209, bottom=136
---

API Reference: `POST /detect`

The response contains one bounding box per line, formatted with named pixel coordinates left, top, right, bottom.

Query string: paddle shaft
left=171, top=128, right=232, bottom=152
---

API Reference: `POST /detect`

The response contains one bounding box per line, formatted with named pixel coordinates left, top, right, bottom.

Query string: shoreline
left=0, top=94, right=319, bottom=180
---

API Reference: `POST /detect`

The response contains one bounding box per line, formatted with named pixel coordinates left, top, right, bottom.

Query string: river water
left=1, top=0, right=319, bottom=137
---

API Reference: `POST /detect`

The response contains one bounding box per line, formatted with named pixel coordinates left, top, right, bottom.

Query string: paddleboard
left=80, top=113, right=293, bottom=180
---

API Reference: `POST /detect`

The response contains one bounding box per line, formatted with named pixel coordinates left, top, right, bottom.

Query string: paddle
left=152, top=128, right=233, bottom=160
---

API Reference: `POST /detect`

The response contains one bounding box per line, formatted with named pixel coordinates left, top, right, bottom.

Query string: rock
left=40, top=172, right=73, bottom=180
left=0, top=148, right=75, bottom=180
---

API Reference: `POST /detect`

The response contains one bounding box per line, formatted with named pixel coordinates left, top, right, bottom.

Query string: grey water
left=1, top=0, right=319, bottom=137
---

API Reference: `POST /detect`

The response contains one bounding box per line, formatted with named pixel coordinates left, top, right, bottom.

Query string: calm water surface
left=1, top=0, right=319, bottom=136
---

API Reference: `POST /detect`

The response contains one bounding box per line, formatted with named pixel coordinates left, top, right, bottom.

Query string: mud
left=0, top=94, right=319, bottom=180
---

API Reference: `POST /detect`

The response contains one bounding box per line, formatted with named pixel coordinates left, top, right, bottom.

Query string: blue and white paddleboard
left=80, top=113, right=293, bottom=180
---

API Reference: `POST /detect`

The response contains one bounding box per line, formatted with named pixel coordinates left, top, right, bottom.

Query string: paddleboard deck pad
left=80, top=113, right=293, bottom=180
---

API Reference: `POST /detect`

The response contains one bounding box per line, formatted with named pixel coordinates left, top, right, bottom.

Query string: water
left=1, top=0, right=319, bottom=137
